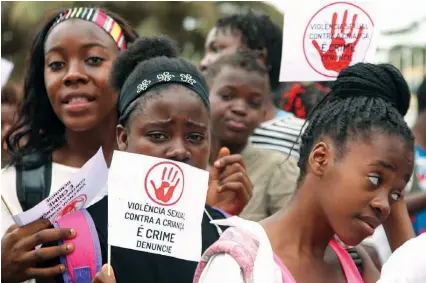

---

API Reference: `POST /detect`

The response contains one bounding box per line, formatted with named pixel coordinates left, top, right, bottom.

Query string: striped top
left=249, top=113, right=306, bottom=158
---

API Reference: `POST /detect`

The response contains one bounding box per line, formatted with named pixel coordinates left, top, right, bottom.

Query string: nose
left=165, top=139, right=191, bottom=164
left=231, top=99, right=248, bottom=117
left=370, top=193, right=391, bottom=221
left=199, top=54, right=214, bottom=72
left=62, top=61, right=89, bottom=86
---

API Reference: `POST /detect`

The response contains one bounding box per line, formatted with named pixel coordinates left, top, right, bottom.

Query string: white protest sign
left=13, top=148, right=108, bottom=226
left=108, top=151, right=209, bottom=262
left=280, top=1, right=380, bottom=81
left=1, top=58, right=14, bottom=88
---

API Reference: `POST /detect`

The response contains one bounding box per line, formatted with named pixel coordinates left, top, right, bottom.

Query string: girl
left=36, top=36, right=251, bottom=283
left=206, top=52, right=299, bottom=221
left=1, top=7, right=138, bottom=283
left=194, top=63, right=415, bottom=283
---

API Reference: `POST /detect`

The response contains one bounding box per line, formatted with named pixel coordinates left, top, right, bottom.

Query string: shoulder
left=242, top=145, right=296, bottom=166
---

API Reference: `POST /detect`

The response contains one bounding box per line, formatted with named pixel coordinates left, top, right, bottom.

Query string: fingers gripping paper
left=280, top=1, right=380, bottom=82
left=108, top=151, right=209, bottom=262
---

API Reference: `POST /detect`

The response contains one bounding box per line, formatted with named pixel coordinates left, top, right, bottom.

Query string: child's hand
left=207, top=147, right=253, bottom=215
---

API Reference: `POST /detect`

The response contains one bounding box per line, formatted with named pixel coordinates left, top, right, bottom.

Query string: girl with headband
left=1, top=7, right=138, bottom=283
left=35, top=36, right=251, bottom=283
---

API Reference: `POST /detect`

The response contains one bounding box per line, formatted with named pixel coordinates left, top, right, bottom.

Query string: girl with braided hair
left=194, top=62, right=415, bottom=283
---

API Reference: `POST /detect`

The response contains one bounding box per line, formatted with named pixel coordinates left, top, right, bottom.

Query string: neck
left=53, top=112, right=118, bottom=168
left=263, top=180, right=335, bottom=259
left=413, top=114, right=426, bottom=150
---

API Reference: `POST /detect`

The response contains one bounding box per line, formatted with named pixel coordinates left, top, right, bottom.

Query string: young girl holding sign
left=194, top=63, right=416, bottom=283
left=36, top=36, right=251, bottom=283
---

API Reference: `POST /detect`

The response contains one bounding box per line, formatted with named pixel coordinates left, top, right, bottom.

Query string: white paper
left=108, top=151, right=209, bottom=262
left=1, top=58, right=14, bottom=88
left=13, top=148, right=108, bottom=226
left=280, top=1, right=380, bottom=82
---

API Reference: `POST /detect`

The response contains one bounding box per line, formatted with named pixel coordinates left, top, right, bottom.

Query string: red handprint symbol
left=312, top=10, right=364, bottom=72
left=150, top=167, right=181, bottom=203
left=54, top=194, right=87, bottom=221
left=145, top=161, right=185, bottom=206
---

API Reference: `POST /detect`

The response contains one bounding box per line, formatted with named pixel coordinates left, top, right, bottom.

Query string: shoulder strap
left=53, top=210, right=102, bottom=283
left=16, top=153, right=52, bottom=211
left=194, top=227, right=259, bottom=283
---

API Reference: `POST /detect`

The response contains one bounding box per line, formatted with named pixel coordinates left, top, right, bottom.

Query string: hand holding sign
left=1, top=219, right=75, bottom=283
left=207, top=147, right=253, bottom=215
left=312, top=10, right=364, bottom=72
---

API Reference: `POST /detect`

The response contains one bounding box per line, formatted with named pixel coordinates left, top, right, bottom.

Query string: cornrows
left=296, top=63, right=414, bottom=180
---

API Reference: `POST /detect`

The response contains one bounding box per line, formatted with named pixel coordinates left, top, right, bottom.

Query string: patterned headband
left=48, top=7, right=127, bottom=51
left=119, top=71, right=210, bottom=123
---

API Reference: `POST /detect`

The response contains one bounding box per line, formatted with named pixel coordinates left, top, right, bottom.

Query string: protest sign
left=108, top=151, right=209, bottom=262
left=1, top=58, right=14, bottom=88
left=280, top=1, right=380, bottom=81
left=12, top=148, right=108, bottom=226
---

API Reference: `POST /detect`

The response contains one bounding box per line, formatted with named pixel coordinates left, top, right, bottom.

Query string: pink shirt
left=273, top=239, right=363, bottom=282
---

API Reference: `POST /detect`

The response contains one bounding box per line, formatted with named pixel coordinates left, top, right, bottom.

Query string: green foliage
left=1, top=1, right=282, bottom=83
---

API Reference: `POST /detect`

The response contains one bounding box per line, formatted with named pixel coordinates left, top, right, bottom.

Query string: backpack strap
left=194, top=227, right=259, bottom=283
left=16, top=153, right=52, bottom=211
left=53, top=210, right=102, bottom=283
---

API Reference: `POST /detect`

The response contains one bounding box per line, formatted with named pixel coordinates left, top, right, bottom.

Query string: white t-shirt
left=1, top=163, right=108, bottom=236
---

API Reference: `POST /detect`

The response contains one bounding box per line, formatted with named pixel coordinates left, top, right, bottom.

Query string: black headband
left=119, top=71, right=210, bottom=123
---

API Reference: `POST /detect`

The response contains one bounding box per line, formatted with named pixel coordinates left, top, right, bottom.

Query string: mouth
left=356, top=215, right=381, bottom=236
left=62, top=93, right=96, bottom=105
left=225, top=119, right=248, bottom=131
left=61, top=93, right=96, bottom=112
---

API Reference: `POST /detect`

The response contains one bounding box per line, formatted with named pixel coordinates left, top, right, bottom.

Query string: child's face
left=210, top=66, right=268, bottom=148
left=117, top=85, right=211, bottom=170
left=310, top=133, right=414, bottom=246
left=199, top=27, right=242, bottom=73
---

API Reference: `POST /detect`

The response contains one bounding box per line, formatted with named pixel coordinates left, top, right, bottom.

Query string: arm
left=383, top=201, right=415, bottom=252
left=355, top=245, right=380, bottom=283
left=404, top=191, right=426, bottom=215
left=196, top=254, right=244, bottom=283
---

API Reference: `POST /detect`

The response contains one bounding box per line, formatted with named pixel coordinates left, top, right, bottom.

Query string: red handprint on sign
left=312, top=10, right=364, bottom=72
left=150, top=166, right=181, bottom=203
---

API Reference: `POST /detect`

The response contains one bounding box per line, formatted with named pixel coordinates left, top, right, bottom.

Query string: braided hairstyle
left=297, top=63, right=414, bottom=181
left=216, top=11, right=282, bottom=92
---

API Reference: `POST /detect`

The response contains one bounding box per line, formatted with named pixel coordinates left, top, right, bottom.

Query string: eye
left=249, top=100, right=263, bottom=109
left=86, top=56, right=104, bottom=66
left=48, top=61, right=65, bottom=71
left=368, top=175, right=381, bottom=186
left=390, top=191, right=403, bottom=202
left=187, top=134, right=205, bottom=143
left=211, top=44, right=224, bottom=53
left=147, top=132, right=168, bottom=142
left=219, top=91, right=233, bottom=101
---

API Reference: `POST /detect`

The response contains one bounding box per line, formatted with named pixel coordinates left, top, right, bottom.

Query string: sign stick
left=1, top=195, right=14, bottom=216
left=107, top=244, right=111, bottom=275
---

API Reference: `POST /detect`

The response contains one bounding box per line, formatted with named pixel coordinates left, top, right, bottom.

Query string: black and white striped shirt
left=249, top=114, right=306, bottom=158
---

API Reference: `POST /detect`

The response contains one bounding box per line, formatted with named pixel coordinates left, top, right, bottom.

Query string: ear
left=116, top=124, right=128, bottom=151
left=308, top=141, right=332, bottom=177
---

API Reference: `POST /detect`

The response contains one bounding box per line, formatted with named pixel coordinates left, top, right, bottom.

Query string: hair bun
left=330, top=63, right=411, bottom=116
left=111, top=36, right=179, bottom=92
